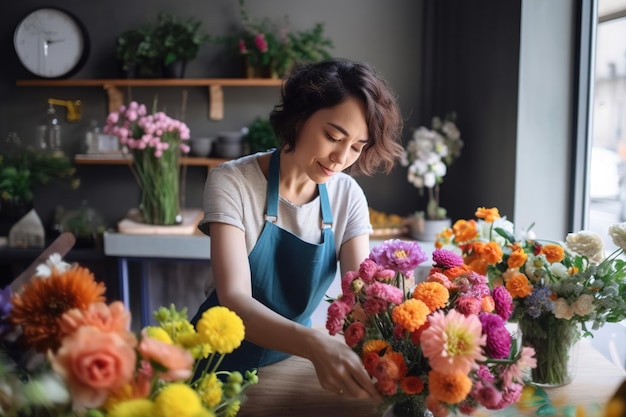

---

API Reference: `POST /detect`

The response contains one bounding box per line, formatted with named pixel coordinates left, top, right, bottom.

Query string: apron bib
left=192, top=150, right=337, bottom=372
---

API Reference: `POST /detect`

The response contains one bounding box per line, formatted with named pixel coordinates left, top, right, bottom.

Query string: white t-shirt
left=198, top=151, right=372, bottom=293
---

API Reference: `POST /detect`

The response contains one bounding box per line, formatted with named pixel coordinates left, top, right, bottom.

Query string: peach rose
left=553, top=298, right=575, bottom=320
left=138, top=331, right=194, bottom=381
left=49, top=326, right=136, bottom=410
left=60, top=301, right=136, bottom=346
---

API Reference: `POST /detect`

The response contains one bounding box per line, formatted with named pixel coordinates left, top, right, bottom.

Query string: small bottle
left=84, top=119, right=101, bottom=154
left=36, top=103, right=62, bottom=152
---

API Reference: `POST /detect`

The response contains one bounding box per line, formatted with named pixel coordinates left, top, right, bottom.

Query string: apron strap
left=318, top=183, right=333, bottom=228
left=265, top=150, right=280, bottom=222
left=266, top=149, right=333, bottom=229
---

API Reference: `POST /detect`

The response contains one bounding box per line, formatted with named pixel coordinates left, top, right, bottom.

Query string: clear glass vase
left=133, top=145, right=182, bottom=226
left=518, top=314, right=580, bottom=387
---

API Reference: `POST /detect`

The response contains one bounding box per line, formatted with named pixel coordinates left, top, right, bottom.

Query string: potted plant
left=115, top=13, right=208, bottom=79
left=400, top=112, right=463, bottom=241
left=152, top=12, right=208, bottom=78
left=115, top=26, right=160, bottom=78
left=214, top=0, right=334, bottom=78
left=0, top=137, right=80, bottom=235
left=243, top=117, right=279, bottom=154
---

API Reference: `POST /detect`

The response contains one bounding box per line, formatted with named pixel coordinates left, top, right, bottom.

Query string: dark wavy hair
left=269, top=58, right=404, bottom=175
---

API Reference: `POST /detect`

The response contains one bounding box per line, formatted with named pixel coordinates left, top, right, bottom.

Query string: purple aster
left=523, top=285, right=553, bottom=318
left=0, top=286, right=13, bottom=335
left=479, top=313, right=512, bottom=359
left=432, top=248, right=464, bottom=268
left=369, top=239, right=427, bottom=278
left=492, top=286, right=514, bottom=321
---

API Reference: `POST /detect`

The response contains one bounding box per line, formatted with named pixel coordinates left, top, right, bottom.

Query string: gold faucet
left=48, top=98, right=82, bottom=122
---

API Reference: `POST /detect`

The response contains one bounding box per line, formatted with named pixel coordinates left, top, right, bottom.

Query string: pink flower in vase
left=254, top=33, right=268, bottom=53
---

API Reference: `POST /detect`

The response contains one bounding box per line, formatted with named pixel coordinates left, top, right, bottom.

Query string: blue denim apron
left=192, top=150, right=337, bottom=373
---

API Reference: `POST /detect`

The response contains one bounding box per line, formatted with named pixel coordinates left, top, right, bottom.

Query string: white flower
left=565, top=230, right=605, bottom=263
left=549, top=262, right=569, bottom=279
left=609, top=223, right=626, bottom=251
left=35, top=253, right=71, bottom=278
left=572, top=294, right=595, bottom=317
left=553, top=298, right=575, bottom=320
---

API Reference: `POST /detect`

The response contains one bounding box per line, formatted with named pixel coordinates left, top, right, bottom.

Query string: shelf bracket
left=209, top=85, right=224, bottom=121
left=104, top=84, right=124, bottom=113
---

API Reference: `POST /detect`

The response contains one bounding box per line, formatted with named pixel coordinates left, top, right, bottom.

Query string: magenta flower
left=238, top=39, right=248, bottom=54
left=364, top=282, right=403, bottom=305
left=432, top=249, right=464, bottom=268
left=492, top=286, right=514, bottom=321
left=455, top=295, right=482, bottom=316
left=363, top=298, right=388, bottom=316
left=478, top=313, right=511, bottom=359
left=358, top=258, right=379, bottom=283
left=369, top=239, right=427, bottom=278
left=254, top=33, right=268, bottom=53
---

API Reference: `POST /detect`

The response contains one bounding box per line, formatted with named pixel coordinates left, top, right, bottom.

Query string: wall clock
left=13, top=7, right=89, bottom=78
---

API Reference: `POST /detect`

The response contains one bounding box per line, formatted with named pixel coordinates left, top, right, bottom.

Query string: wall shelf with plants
left=15, top=78, right=283, bottom=121
left=73, top=154, right=229, bottom=170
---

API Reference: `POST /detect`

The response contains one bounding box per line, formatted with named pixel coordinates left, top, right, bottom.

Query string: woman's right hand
left=305, top=330, right=383, bottom=400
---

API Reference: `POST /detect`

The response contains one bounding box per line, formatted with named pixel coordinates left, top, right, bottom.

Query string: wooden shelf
left=16, top=78, right=283, bottom=120
left=74, top=154, right=229, bottom=169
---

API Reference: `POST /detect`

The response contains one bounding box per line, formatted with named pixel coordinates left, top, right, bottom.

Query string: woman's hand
left=306, top=331, right=383, bottom=400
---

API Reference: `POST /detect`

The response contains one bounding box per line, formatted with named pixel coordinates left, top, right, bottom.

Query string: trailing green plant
left=244, top=117, right=279, bottom=153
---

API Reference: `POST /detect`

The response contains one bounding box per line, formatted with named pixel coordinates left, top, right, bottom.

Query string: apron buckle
left=265, top=214, right=278, bottom=223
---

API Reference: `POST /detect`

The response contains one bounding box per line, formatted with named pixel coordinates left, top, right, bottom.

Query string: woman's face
left=293, top=97, right=369, bottom=183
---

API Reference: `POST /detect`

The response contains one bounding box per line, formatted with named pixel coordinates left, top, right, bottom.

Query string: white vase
left=409, top=217, right=451, bottom=242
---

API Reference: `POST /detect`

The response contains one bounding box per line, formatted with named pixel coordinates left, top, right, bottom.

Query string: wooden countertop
left=237, top=333, right=625, bottom=417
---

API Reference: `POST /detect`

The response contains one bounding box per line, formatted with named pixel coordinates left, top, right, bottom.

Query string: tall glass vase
left=132, top=146, right=182, bottom=226
left=518, top=313, right=580, bottom=387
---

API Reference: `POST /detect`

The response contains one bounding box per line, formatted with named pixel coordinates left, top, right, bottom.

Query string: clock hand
left=45, top=38, right=66, bottom=45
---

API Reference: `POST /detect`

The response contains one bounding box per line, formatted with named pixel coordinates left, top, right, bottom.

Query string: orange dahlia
left=9, top=265, right=106, bottom=353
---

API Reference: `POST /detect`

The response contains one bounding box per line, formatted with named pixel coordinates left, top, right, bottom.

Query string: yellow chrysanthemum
left=412, top=282, right=449, bottom=312
left=196, top=306, right=245, bottom=354
left=198, top=373, right=223, bottom=407
left=154, top=383, right=203, bottom=417
left=107, top=399, right=156, bottom=417
left=161, top=319, right=196, bottom=342
left=223, top=400, right=242, bottom=417
left=145, top=326, right=173, bottom=344
left=177, top=332, right=213, bottom=359
left=103, top=384, right=134, bottom=411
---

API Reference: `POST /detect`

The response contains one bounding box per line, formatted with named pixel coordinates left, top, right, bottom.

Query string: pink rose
left=50, top=326, right=136, bottom=410
left=138, top=331, right=194, bottom=381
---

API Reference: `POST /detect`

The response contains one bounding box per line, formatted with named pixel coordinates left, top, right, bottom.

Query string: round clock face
left=14, top=7, right=89, bottom=78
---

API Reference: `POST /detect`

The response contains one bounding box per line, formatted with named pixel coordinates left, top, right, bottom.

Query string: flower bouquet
left=437, top=207, right=626, bottom=387
left=326, top=239, right=536, bottom=417
left=400, top=113, right=463, bottom=222
left=0, top=254, right=257, bottom=417
left=103, top=101, right=190, bottom=225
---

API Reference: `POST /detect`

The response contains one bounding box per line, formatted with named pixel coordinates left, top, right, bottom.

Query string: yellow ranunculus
left=196, top=306, right=245, bottom=354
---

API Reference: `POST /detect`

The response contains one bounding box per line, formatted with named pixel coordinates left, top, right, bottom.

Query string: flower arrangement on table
left=0, top=254, right=257, bottom=417
left=400, top=113, right=463, bottom=222
left=326, top=239, right=537, bottom=417
left=103, top=101, right=190, bottom=226
left=436, top=206, right=626, bottom=387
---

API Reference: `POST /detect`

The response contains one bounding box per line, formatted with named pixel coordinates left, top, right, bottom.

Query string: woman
left=192, top=58, right=404, bottom=399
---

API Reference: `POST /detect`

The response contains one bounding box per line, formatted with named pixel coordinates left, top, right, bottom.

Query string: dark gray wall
left=1, top=0, right=527, bottom=232
left=1, top=0, right=427, bottom=230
